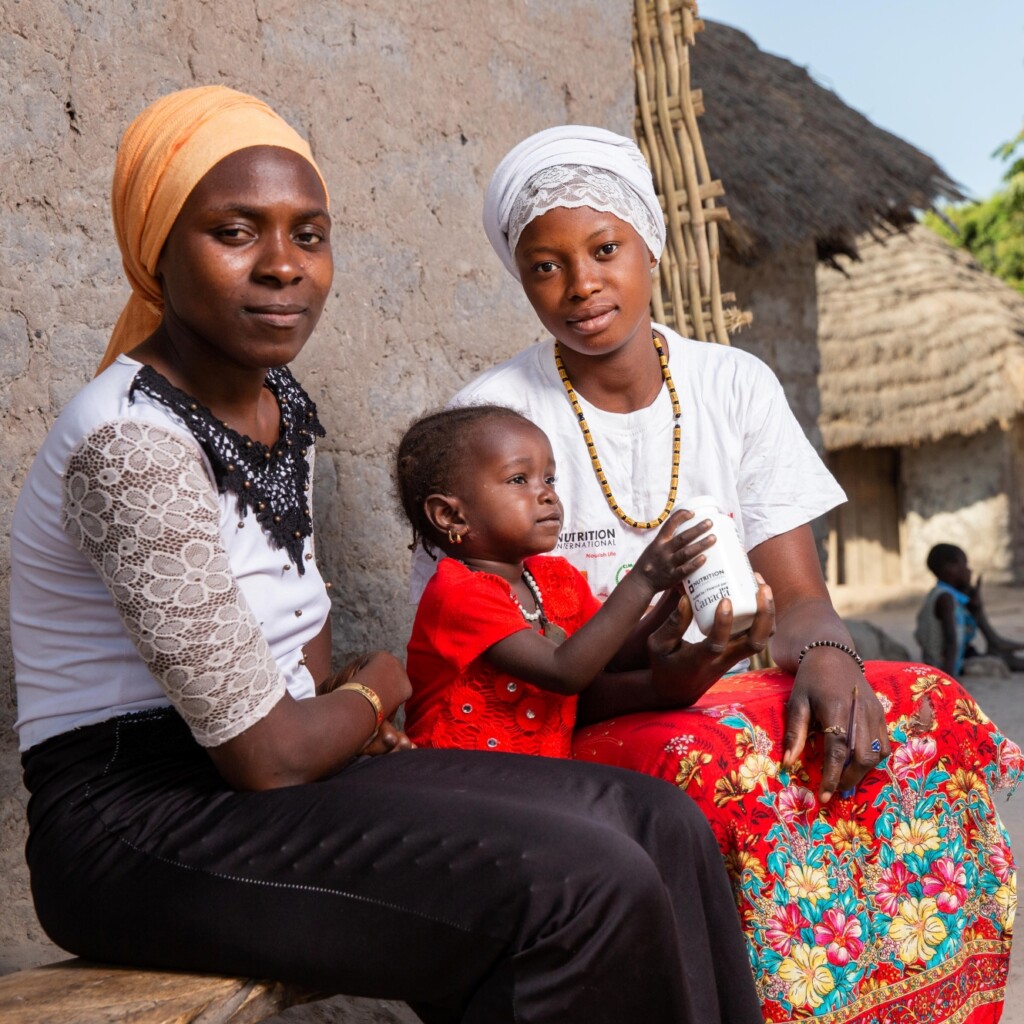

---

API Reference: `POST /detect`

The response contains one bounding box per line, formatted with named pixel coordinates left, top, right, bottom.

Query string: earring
left=448, top=529, right=462, bottom=545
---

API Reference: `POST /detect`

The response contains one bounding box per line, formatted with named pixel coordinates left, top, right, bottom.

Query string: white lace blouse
left=12, top=356, right=332, bottom=751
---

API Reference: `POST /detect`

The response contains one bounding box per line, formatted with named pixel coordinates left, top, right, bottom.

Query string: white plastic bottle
left=681, top=496, right=759, bottom=635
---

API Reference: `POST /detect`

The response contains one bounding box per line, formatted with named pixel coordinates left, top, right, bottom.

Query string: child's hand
left=966, top=574, right=984, bottom=616
left=361, top=719, right=417, bottom=756
left=631, top=509, right=717, bottom=595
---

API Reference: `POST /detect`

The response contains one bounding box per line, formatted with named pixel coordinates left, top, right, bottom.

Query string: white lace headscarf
left=483, top=125, right=666, bottom=280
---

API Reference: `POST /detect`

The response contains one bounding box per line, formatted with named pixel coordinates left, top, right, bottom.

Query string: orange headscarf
left=97, top=85, right=329, bottom=375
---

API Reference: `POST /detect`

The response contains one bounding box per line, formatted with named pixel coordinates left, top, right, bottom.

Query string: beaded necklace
left=517, top=568, right=567, bottom=644
left=455, top=559, right=546, bottom=622
left=466, top=562, right=567, bottom=644
left=554, top=333, right=680, bottom=530
left=516, top=568, right=544, bottom=622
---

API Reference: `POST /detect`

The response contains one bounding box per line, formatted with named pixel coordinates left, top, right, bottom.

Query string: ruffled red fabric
left=405, top=556, right=600, bottom=756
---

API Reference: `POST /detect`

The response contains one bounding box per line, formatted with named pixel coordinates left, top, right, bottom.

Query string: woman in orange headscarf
left=10, top=87, right=760, bottom=1024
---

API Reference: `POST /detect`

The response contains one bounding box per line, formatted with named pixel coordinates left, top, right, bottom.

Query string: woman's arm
left=208, top=651, right=412, bottom=790
left=749, top=523, right=890, bottom=802
left=64, top=420, right=411, bottom=792
left=303, top=618, right=334, bottom=688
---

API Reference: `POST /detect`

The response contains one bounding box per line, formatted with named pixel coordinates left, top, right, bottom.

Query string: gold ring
left=822, top=725, right=846, bottom=736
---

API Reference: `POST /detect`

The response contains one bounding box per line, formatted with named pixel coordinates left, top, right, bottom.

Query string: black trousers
left=22, top=709, right=760, bottom=1023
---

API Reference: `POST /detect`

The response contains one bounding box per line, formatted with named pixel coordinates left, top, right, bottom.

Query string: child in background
left=396, top=405, right=773, bottom=756
left=916, top=543, right=1024, bottom=676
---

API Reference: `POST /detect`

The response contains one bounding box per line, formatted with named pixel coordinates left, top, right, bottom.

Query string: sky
left=705, top=1, right=1024, bottom=202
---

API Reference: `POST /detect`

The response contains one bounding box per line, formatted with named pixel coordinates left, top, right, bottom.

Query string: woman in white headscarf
left=409, top=125, right=1022, bottom=1024
left=478, top=124, right=879, bottom=786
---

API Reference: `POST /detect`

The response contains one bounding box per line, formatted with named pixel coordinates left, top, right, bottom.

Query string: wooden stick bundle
left=633, top=0, right=752, bottom=342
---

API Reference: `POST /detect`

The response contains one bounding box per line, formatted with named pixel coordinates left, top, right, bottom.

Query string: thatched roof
left=817, top=223, right=1024, bottom=450
left=692, top=20, right=961, bottom=265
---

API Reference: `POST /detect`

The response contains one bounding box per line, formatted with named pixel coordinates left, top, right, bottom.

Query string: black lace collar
left=129, top=365, right=325, bottom=573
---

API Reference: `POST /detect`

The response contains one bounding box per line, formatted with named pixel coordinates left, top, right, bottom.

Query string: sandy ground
left=5, top=585, right=1023, bottom=1022
left=835, top=582, right=1024, bottom=1023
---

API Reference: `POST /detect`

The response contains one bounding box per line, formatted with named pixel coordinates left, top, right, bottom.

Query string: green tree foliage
left=923, top=128, right=1024, bottom=294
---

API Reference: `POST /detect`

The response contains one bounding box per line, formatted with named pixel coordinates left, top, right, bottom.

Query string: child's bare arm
left=969, top=576, right=1024, bottom=651
left=934, top=591, right=960, bottom=676
left=483, top=511, right=710, bottom=694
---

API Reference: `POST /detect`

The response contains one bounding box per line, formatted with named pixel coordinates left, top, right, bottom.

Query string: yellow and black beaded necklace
left=553, top=333, right=681, bottom=530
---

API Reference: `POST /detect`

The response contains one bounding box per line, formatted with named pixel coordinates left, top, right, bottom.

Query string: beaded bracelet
left=797, top=639, right=865, bottom=675
left=337, top=681, right=385, bottom=732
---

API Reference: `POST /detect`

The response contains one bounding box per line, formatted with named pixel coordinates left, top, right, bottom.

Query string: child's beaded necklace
left=515, top=567, right=568, bottom=644
left=516, top=568, right=544, bottom=622
left=462, top=562, right=568, bottom=644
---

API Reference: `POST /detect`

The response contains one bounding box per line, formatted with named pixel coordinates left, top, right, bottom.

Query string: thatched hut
left=688, top=20, right=960, bottom=440
left=817, top=223, right=1024, bottom=587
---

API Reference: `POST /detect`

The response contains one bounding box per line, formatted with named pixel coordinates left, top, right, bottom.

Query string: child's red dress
left=404, top=555, right=600, bottom=757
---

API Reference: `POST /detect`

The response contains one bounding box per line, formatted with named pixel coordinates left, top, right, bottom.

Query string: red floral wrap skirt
left=574, top=662, right=1021, bottom=1024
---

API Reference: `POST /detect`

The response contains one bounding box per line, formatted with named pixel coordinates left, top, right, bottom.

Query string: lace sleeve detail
left=61, top=420, right=287, bottom=747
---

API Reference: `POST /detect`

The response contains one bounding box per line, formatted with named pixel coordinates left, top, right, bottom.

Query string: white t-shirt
left=411, top=325, right=845, bottom=629
left=12, top=356, right=330, bottom=751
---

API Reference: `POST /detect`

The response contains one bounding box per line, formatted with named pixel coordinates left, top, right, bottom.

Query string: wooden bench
left=0, top=959, right=422, bottom=1023
left=0, top=959, right=322, bottom=1024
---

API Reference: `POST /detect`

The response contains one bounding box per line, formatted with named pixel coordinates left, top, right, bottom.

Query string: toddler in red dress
left=397, top=404, right=722, bottom=755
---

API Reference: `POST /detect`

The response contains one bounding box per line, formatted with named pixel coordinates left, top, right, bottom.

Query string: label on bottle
left=682, top=497, right=759, bottom=635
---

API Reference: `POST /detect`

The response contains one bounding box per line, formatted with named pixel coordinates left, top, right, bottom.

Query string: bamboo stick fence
left=635, top=1, right=768, bottom=665
left=633, top=0, right=751, bottom=342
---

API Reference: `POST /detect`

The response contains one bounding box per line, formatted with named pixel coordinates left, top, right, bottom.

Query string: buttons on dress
left=515, top=698, right=545, bottom=733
